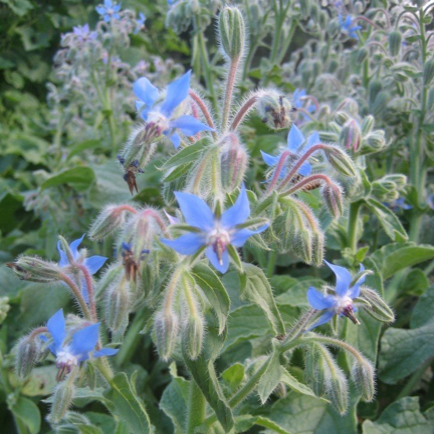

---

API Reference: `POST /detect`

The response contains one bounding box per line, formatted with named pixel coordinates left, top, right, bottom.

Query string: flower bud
left=182, top=316, right=204, bottom=360
left=90, top=204, right=137, bottom=241
left=370, top=91, right=389, bottom=116
left=121, top=126, right=157, bottom=170
left=305, top=347, right=327, bottom=396
left=388, top=31, right=402, bottom=57
left=322, top=183, right=344, bottom=219
left=323, top=146, right=357, bottom=178
left=154, top=310, right=179, bottom=361
left=384, top=174, right=407, bottom=190
left=0, top=297, right=10, bottom=325
left=423, top=59, right=434, bottom=86
left=7, top=257, right=61, bottom=283
left=372, top=180, right=398, bottom=202
left=326, top=368, right=348, bottom=415
left=352, top=360, right=375, bottom=402
left=368, top=80, right=382, bottom=106
left=218, top=6, right=245, bottom=60
left=15, top=336, right=40, bottom=379
left=356, top=47, right=369, bottom=64
left=220, top=135, right=248, bottom=192
left=105, top=276, right=130, bottom=338
left=50, top=373, right=76, bottom=424
left=334, top=111, right=350, bottom=126
left=359, top=287, right=395, bottom=323
left=339, top=120, right=361, bottom=151
left=312, top=231, right=325, bottom=267
left=293, top=228, right=313, bottom=264
left=361, top=130, right=386, bottom=155
left=361, top=115, right=374, bottom=135
left=257, top=91, right=295, bottom=130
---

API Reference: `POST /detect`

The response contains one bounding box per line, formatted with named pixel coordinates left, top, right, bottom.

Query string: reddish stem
left=141, top=209, right=170, bottom=237
left=59, top=272, right=91, bottom=319
left=280, top=174, right=333, bottom=196
left=29, top=327, right=48, bottom=340
left=116, top=204, right=138, bottom=214
left=230, top=94, right=260, bottom=132
left=266, top=151, right=292, bottom=194
left=76, top=264, right=97, bottom=323
left=188, top=89, right=217, bottom=139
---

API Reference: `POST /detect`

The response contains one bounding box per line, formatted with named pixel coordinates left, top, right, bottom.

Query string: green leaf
left=240, top=263, right=285, bottom=335
left=364, top=199, right=408, bottom=242
left=402, top=268, right=429, bottom=296
left=0, top=0, right=33, bottom=16
left=362, top=397, right=433, bottom=434
left=160, top=363, right=189, bottom=434
left=76, top=425, right=103, bottom=434
left=370, top=242, right=434, bottom=280
left=162, top=140, right=206, bottom=170
left=191, top=263, right=230, bottom=335
left=280, top=368, right=320, bottom=399
left=221, top=363, right=245, bottom=392
left=410, top=284, right=434, bottom=328
left=233, top=415, right=292, bottom=433
left=67, top=140, right=101, bottom=160
left=40, top=167, right=95, bottom=191
left=378, top=322, right=434, bottom=384
left=9, top=365, right=57, bottom=397
left=8, top=396, right=41, bottom=434
left=104, top=373, right=154, bottom=434
left=258, top=342, right=283, bottom=404
left=275, top=276, right=326, bottom=306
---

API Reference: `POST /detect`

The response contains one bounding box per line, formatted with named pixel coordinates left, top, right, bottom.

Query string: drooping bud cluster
left=371, top=174, right=407, bottom=203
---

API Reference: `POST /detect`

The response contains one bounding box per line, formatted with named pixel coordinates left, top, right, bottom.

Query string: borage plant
left=6, top=3, right=406, bottom=434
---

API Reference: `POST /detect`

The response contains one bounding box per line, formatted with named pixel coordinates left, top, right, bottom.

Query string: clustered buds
left=372, top=174, right=407, bottom=203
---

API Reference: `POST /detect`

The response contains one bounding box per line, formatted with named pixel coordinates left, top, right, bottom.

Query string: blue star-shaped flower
left=57, top=235, right=107, bottom=302
left=72, top=24, right=97, bottom=41
left=133, top=70, right=214, bottom=149
left=307, top=261, right=366, bottom=330
left=42, top=309, right=118, bottom=378
left=338, top=14, right=361, bottom=40
left=96, top=0, right=121, bottom=22
left=293, top=88, right=316, bottom=121
left=160, top=185, right=268, bottom=273
left=134, top=12, right=146, bottom=34
left=260, top=124, right=320, bottom=179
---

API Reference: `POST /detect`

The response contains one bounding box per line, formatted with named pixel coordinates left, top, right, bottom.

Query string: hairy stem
left=59, top=273, right=91, bottom=319
left=221, top=57, right=240, bottom=132
left=186, top=380, right=206, bottom=434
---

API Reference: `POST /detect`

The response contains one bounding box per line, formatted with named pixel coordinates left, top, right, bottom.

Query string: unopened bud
left=370, top=91, right=389, bottom=116
left=90, top=204, right=136, bottom=241
left=359, top=287, right=395, bottom=323
left=305, top=347, right=327, bottom=396
left=326, top=368, right=348, bottom=415
left=50, top=372, right=76, bottom=423
left=312, top=231, right=325, bottom=267
left=361, top=115, right=375, bottom=135
left=0, top=297, right=10, bottom=324
left=323, top=146, right=357, bottom=178
left=361, top=130, right=386, bottom=154
left=339, top=120, right=361, bottom=151
left=368, top=80, right=382, bottom=106
left=7, top=257, right=61, bottom=283
left=384, top=174, right=407, bottom=190
left=334, top=111, right=350, bottom=126
left=356, top=47, right=368, bottom=64
left=372, top=180, right=398, bottom=202
left=105, top=277, right=130, bottom=337
left=322, top=183, right=344, bottom=218
left=154, top=310, right=179, bottom=361
left=388, top=31, right=402, bottom=57
left=423, top=59, right=434, bottom=86
left=218, top=6, right=245, bottom=60
left=352, top=360, right=375, bottom=402
left=220, top=135, right=248, bottom=192
left=257, top=91, right=294, bottom=130
left=121, top=126, right=157, bottom=169
left=293, top=228, right=313, bottom=264
left=15, top=336, right=40, bottom=379
left=182, top=316, right=204, bottom=360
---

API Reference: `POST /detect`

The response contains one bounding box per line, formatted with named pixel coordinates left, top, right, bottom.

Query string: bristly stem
left=279, top=174, right=334, bottom=196
left=29, top=327, right=49, bottom=340
left=76, top=264, right=98, bottom=323
left=221, top=57, right=240, bottom=132
left=189, top=90, right=216, bottom=139
left=59, top=272, right=91, bottom=320
left=347, top=201, right=363, bottom=253
left=230, top=92, right=261, bottom=131
left=186, top=379, right=206, bottom=434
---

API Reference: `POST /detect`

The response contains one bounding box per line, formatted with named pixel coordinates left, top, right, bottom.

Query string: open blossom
left=307, top=261, right=366, bottom=329
left=134, top=12, right=146, bottom=34
left=160, top=185, right=268, bottom=273
left=96, top=0, right=121, bottom=22
left=133, top=70, right=214, bottom=148
left=42, top=309, right=118, bottom=380
left=72, top=24, right=97, bottom=41
left=293, top=89, right=316, bottom=121
left=261, top=124, right=320, bottom=178
left=338, top=14, right=361, bottom=40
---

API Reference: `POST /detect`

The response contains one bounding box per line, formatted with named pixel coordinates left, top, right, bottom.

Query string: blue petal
left=169, top=115, right=214, bottom=136
left=261, top=150, right=280, bottom=167
left=93, top=347, right=119, bottom=358
left=287, top=125, right=305, bottom=152
left=47, top=309, right=66, bottom=353
left=133, top=77, right=159, bottom=110
left=206, top=246, right=230, bottom=274
left=113, top=4, right=121, bottom=12
left=160, top=233, right=204, bottom=255
left=57, top=241, right=69, bottom=267
left=174, top=192, right=214, bottom=231
left=104, top=0, right=112, bottom=7
left=308, top=310, right=335, bottom=331
left=96, top=6, right=106, bottom=14
left=104, top=14, right=111, bottom=22
left=230, top=225, right=268, bottom=247
left=160, top=70, right=191, bottom=117
left=298, top=161, right=312, bottom=177
left=169, top=133, right=181, bottom=149
left=84, top=255, right=107, bottom=275
left=70, top=323, right=100, bottom=360
left=221, top=184, right=250, bottom=229
left=70, top=234, right=85, bottom=260
left=307, top=287, right=336, bottom=310
left=306, top=132, right=320, bottom=150
left=325, top=260, right=353, bottom=297
left=348, top=264, right=365, bottom=299
left=39, top=335, right=57, bottom=355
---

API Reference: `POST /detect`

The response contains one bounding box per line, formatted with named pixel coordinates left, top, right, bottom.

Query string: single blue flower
left=338, top=14, right=361, bottom=40
left=160, top=185, right=268, bottom=273
left=96, top=0, right=121, bottom=22
left=57, top=235, right=107, bottom=302
left=134, top=12, right=146, bottom=34
left=384, top=197, right=412, bottom=212
left=307, top=261, right=365, bottom=330
left=261, top=124, right=320, bottom=179
left=133, top=70, right=214, bottom=149
left=293, top=89, right=316, bottom=121
left=73, top=24, right=97, bottom=41
left=42, top=309, right=118, bottom=378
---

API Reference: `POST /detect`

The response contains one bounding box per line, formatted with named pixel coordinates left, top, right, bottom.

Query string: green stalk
left=266, top=250, right=277, bottom=278
left=186, top=380, right=206, bottom=434
left=347, top=201, right=363, bottom=253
